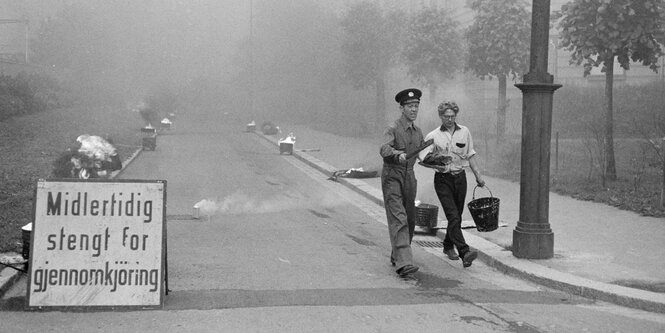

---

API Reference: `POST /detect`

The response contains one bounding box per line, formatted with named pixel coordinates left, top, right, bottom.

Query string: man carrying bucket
left=419, top=101, right=485, bottom=268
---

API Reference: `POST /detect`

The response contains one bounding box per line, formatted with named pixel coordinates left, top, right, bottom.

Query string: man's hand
left=397, top=153, right=406, bottom=163
left=476, top=177, right=486, bottom=187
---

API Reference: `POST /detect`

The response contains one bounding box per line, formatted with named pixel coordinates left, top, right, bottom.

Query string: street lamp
left=512, top=0, right=562, bottom=259
left=249, top=0, right=254, bottom=120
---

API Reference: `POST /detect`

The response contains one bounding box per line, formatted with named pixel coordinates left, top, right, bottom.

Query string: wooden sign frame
left=26, top=179, right=167, bottom=311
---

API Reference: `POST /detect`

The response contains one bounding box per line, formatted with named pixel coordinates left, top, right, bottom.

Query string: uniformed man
left=380, top=88, right=425, bottom=277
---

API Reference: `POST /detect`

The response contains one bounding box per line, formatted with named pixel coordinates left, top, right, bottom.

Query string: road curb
left=0, top=263, right=24, bottom=297
left=254, top=130, right=665, bottom=314
left=448, top=230, right=665, bottom=314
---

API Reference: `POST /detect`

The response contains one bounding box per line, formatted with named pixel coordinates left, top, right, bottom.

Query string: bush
left=0, top=94, right=25, bottom=121
left=0, top=71, right=65, bottom=121
left=146, top=87, right=180, bottom=117
left=52, top=150, right=80, bottom=178
left=139, top=107, right=160, bottom=126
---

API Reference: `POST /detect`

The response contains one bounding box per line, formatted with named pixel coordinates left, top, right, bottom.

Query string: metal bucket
left=415, top=204, right=438, bottom=228
left=192, top=205, right=200, bottom=219
left=467, top=186, right=500, bottom=232
left=22, top=223, right=32, bottom=260
left=143, top=136, right=157, bottom=151
left=279, top=142, right=293, bottom=154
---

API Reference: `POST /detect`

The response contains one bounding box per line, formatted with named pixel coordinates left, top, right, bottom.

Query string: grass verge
left=0, top=105, right=145, bottom=253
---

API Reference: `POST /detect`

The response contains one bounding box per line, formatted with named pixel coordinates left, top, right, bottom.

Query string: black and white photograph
left=0, top=0, right=664, bottom=331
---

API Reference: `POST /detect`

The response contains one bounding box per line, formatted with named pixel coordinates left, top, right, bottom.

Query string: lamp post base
left=512, top=228, right=553, bottom=259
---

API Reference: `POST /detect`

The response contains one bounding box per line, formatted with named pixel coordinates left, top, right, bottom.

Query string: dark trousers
left=434, top=171, right=469, bottom=257
left=381, top=166, right=417, bottom=270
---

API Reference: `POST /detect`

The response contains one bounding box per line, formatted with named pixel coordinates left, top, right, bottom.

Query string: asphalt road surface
left=1, top=113, right=664, bottom=332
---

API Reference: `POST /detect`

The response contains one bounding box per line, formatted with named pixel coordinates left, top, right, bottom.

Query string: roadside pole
left=512, top=0, right=562, bottom=259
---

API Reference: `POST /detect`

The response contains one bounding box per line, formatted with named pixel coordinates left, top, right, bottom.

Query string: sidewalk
left=262, top=123, right=665, bottom=314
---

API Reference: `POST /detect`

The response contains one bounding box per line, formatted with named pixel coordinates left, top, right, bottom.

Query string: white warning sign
left=27, top=179, right=166, bottom=309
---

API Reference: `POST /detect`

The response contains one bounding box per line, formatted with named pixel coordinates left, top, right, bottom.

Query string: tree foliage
left=340, top=2, right=401, bottom=89
left=556, top=0, right=665, bottom=76
left=465, top=0, right=530, bottom=139
left=248, top=1, right=343, bottom=121
left=340, top=1, right=403, bottom=129
left=31, top=0, right=247, bottom=105
left=402, top=8, right=463, bottom=91
left=32, top=3, right=117, bottom=80
left=465, top=0, right=531, bottom=80
left=556, top=0, right=665, bottom=181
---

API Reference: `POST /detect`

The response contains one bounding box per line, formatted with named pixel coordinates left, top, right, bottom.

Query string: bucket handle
left=472, top=185, right=492, bottom=200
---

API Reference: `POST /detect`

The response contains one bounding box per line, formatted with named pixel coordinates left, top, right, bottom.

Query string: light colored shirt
left=419, top=123, right=476, bottom=173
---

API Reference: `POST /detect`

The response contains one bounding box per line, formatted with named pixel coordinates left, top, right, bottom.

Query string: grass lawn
left=0, top=105, right=145, bottom=253
left=478, top=137, right=665, bottom=218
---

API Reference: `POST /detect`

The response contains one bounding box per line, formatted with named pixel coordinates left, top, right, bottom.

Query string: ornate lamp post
left=512, top=0, right=562, bottom=259
left=249, top=0, right=254, bottom=120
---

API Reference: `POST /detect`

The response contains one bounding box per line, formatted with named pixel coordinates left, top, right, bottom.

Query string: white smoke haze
left=195, top=190, right=347, bottom=217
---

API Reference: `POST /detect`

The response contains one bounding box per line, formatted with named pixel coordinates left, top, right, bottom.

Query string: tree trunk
left=604, top=57, right=617, bottom=181
left=497, top=75, right=507, bottom=141
left=661, top=147, right=665, bottom=208
left=429, top=85, right=437, bottom=109
left=375, top=75, right=386, bottom=133
left=329, top=81, right=338, bottom=125
left=331, top=79, right=338, bottom=105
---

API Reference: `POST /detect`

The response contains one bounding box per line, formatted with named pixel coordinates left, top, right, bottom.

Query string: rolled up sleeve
left=466, top=130, right=476, bottom=158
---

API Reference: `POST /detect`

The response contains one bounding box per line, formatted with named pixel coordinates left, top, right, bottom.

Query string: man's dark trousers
left=382, top=165, right=417, bottom=270
left=434, top=171, right=469, bottom=257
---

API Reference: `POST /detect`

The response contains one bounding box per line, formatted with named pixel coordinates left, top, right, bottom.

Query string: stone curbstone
left=454, top=230, right=665, bottom=313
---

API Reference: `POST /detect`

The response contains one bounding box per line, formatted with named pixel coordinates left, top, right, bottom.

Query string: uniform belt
left=383, top=163, right=414, bottom=171
left=438, top=169, right=465, bottom=176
